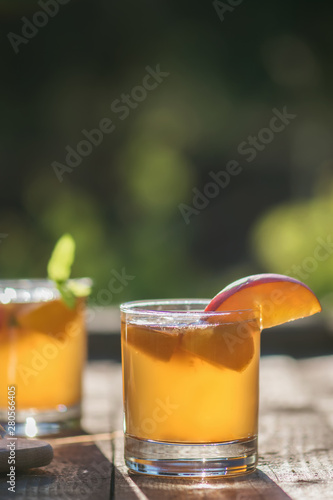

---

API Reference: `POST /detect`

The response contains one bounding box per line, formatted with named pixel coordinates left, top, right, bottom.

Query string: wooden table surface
left=1, top=355, right=333, bottom=500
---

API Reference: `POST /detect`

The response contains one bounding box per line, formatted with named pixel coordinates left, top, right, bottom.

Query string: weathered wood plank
left=82, top=361, right=123, bottom=435
left=0, top=361, right=117, bottom=500
left=1, top=356, right=332, bottom=499
left=110, top=356, right=333, bottom=500
left=0, top=441, right=112, bottom=500
left=112, top=432, right=293, bottom=500
left=258, top=356, right=333, bottom=500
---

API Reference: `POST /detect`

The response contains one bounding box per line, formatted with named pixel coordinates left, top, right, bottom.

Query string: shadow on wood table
left=113, top=466, right=292, bottom=500
left=0, top=438, right=112, bottom=500
left=112, top=434, right=292, bottom=500
left=1, top=357, right=332, bottom=499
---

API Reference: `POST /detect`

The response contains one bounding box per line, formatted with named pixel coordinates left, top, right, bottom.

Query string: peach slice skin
left=205, top=274, right=322, bottom=329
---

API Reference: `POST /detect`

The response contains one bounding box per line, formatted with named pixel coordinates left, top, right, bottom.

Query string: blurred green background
left=1, top=0, right=333, bottom=307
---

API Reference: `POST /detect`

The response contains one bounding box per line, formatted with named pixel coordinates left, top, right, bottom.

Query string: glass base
left=125, top=435, right=257, bottom=477
left=0, top=404, right=81, bottom=437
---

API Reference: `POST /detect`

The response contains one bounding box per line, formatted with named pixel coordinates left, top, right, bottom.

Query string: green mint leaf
left=47, top=235, right=91, bottom=307
left=47, top=234, right=75, bottom=283
left=56, top=282, right=76, bottom=309
left=67, top=279, right=92, bottom=297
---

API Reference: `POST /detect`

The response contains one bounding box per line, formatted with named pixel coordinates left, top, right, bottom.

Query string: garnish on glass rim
left=47, top=234, right=91, bottom=308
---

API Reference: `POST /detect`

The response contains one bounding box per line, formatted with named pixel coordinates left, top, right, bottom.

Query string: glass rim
left=120, top=299, right=259, bottom=317
left=0, top=278, right=92, bottom=304
left=0, top=277, right=92, bottom=289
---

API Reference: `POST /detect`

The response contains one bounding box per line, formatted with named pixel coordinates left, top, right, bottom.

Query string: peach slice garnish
left=205, top=273, right=321, bottom=329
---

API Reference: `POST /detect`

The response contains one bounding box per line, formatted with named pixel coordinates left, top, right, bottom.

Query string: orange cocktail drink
left=0, top=280, right=87, bottom=435
left=121, top=300, right=261, bottom=477
left=121, top=274, right=321, bottom=477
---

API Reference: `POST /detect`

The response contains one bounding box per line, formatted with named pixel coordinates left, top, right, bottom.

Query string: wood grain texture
left=111, top=356, right=333, bottom=500
left=0, top=440, right=112, bottom=500
left=258, top=356, right=333, bottom=500
left=112, top=432, right=294, bottom=500
left=0, top=356, right=332, bottom=499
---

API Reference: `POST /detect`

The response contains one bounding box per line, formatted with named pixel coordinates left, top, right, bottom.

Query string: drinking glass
left=0, top=279, right=89, bottom=436
left=120, top=299, right=262, bottom=477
